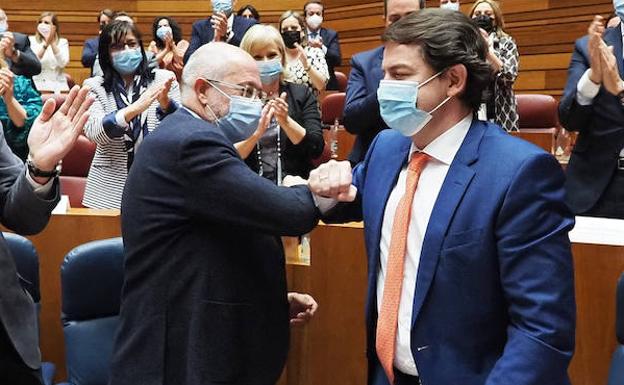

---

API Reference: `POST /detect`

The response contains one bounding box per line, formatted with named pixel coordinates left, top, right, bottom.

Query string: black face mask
left=281, top=30, right=301, bottom=49
left=474, top=14, right=495, bottom=34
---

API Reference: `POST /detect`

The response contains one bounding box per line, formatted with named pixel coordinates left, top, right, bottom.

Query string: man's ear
left=195, top=78, right=210, bottom=105
left=444, top=63, right=468, bottom=99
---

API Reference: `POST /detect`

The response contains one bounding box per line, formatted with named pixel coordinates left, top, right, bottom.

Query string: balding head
left=182, top=42, right=261, bottom=121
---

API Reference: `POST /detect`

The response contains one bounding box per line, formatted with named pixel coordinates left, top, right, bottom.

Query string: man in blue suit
left=303, top=1, right=342, bottom=90
left=81, top=9, right=114, bottom=74
left=109, top=42, right=319, bottom=385
left=344, top=0, right=425, bottom=164
left=559, top=2, right=624, bottom=219
left=311, top=9, right=576, bottom=385
left=183, top=0, right=257, bottom=63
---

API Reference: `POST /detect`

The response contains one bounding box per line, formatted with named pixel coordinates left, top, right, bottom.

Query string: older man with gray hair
left=108, top=42, right=319, bottom=385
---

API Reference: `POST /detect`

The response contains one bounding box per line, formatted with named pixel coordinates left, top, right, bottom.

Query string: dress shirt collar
left=410, top=113, right=473, bottom=165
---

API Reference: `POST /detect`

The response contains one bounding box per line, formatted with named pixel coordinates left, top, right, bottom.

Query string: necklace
left=256, top=118, right=283, bottom=185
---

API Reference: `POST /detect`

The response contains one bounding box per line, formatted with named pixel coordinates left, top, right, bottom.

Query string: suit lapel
left=410, top=120, right=486, bottom=327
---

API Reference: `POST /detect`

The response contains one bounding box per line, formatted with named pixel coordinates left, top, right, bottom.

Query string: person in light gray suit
left=0, top=85, right=94, bottom=385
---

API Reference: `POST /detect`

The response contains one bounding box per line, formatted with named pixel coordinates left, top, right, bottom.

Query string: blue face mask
left=615, top=0, right=624, bottom=20
left=206, top=80, right=264, bottom=143
left=257, top=59, right=283, bottom=85
left=111, top=48, right=143, bottom=75
left=212, top=0, right=233, bottom=15
left=377, top=71, right=451, bottom=137
left=156, top=26, right=172, bottom=41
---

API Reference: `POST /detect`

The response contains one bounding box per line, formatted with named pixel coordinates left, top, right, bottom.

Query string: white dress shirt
left=576, top=23, right=624, bottom=105
left=376, top=114, right=472, bottom=375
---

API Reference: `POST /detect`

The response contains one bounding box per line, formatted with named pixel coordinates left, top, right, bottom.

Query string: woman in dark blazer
left=238, top=24, right=324, bottom=184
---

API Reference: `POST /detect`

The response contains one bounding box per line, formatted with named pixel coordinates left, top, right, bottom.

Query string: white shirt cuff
left=312, top=194, right=338, bottom=214
left=116, top=109, right=130, bottom=128
left=576, top=69, right=601, bottom=106
left=25, top=168, right=55, bottom=196
left=321, top=45, right=328, bottom=55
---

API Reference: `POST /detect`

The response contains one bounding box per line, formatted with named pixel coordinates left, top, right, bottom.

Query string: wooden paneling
left=2, top=0, right=613, bottom=95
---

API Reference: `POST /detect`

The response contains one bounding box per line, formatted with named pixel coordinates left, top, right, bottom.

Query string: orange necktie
left=376, top=152, right=431, bottom=384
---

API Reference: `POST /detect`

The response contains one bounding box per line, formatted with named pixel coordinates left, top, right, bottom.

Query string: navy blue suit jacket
left=81, top=36, right=99, bottom=70
left=109, top=108, right=320, bottom=385
left=343, top=46, right=387, bottom=164
left=559, top=25, right=624, bottom=214
left=184, top=16, right=257, bottom=63
left=315, top=27, right=341, bottom=90
left=326, top=119, right=576, bottom=385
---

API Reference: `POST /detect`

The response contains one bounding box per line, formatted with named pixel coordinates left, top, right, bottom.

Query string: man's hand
left=27, top=85, right=94, bottom=172
left=599, top=45, right=624, bottom=95
left=211, top=12, right=228, bottom=42
left=288, top=292, right=318, bottom=325
left=308, top=160, right=357, bottom=201
left=588, top=15, right=606, bottom=84
left=308, top=36, right=323, bottom=49
left=0, top=32, right=16, bottom=61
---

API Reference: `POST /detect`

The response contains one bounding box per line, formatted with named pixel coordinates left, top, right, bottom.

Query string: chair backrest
left=60, top=176, right=87, bottom=208
left=321, top=92, right=346, bottom=126
left=62, top=135, right=96, bottom=177
left=4, top=232, right=40, bottom=303
left=608, top=272, right=624, bottom=385
left=334, top=71, right=348, bottom=93
left=61, top=238, right=124, bottom=385
left=516, top=94, right=560, bottom=129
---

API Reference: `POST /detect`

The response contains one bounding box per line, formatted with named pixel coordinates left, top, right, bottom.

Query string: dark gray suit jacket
left=7, top=32, right=41, bottom=78
left=0, top=125, right=58, bottom=369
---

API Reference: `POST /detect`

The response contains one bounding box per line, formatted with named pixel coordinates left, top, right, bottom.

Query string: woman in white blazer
left=83, top=20, right=180, bottom=209
left=29, top=12, right=70, bottom=92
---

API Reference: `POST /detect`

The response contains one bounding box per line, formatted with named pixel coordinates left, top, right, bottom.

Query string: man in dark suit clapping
left=184, top=0, right=257, bottom=63
left=0, top=86, right=94, bottom=385
left=303, top=1, right=342, bottom=91
left=0, top=9, right=41, bottom=78
left=109, top=42, right=319, bottom=385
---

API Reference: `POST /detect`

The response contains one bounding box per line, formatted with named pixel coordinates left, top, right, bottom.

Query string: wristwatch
left=26, top=156, right=62, bottom=178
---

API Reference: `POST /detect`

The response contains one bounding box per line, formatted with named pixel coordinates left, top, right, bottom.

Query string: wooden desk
left=20, top=211, right=624, bottom=385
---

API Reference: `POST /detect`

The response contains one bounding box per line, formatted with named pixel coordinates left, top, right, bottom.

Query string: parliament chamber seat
left=59, top=238, right=124, bottom=385
left=60, top=135, right=95, bottom=208
left=334, top=71, right=348, bottom=93
left=4, top=233, right=56, bottom=385
left=513, top=94, right=560, bottom=154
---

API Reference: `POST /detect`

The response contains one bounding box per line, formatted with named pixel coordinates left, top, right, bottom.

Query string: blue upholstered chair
left=3, top=232, right=56, bottom=385
left=58, top=237, right=124, bottom=385
left=608, top=272, right=624, bottom=385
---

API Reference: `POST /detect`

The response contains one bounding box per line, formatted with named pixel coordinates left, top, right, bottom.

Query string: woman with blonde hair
left=278, top=10, right=329, bottom=96
left=29, top=12, right=70, bottom=92
left=239, top=24, right=324, bottom=184
left=468, top=0, right=519, bottom=131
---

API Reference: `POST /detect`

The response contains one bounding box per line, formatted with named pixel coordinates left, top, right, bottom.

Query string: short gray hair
left=181, top=43, right=231, bottom=100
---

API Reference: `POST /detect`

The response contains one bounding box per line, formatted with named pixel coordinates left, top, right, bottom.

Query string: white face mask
left=306, top=14, right=323, bottom=30
left=440, top=2, right=460, bottom=11
left=37, top=23, right=51, bottom=37
left=0, top=21, right=7, bottom=33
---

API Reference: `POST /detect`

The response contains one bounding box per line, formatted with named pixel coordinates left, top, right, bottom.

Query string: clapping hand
left=599, top=44, right=624, bottom=96
left=0, top=69, right=15, bottom=99
left=308, top=36, right=323, bottom=49
left=268, top=92, right=289, bottom=127
left=308, top=160, right=357, bottom=202
left=0, top=32, right=16, bottom=61
left=588, top=15, right=606, bottom=84
left=288, top=292, right=318, bottom=325
left=156, top=76, right=175, bottom=111
left=211, top=12, right=228, bottom=42
left=294, top=43, right=310, bottom=71
left=27, top=85, right=94, bottom=173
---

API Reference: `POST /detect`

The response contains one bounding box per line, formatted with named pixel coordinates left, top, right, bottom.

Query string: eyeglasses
left=206, top=78, right=267, bottom=101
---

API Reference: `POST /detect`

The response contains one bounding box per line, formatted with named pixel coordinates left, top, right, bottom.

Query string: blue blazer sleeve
left=343, top=53, right=385, bottom=136
left=181, top=129, right=320, bottom=235
left=559, top=36, right=593, bottom=133
left=184, top=21, right=206, bottom=64
left=323, top=29, right=341, bottom=68
left=81, top=38, right=98, bottom=68
left=486, top=153, right=575, bottom=385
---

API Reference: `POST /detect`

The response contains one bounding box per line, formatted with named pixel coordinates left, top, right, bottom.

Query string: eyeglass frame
left=205, top=78, right=267, bottom=102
